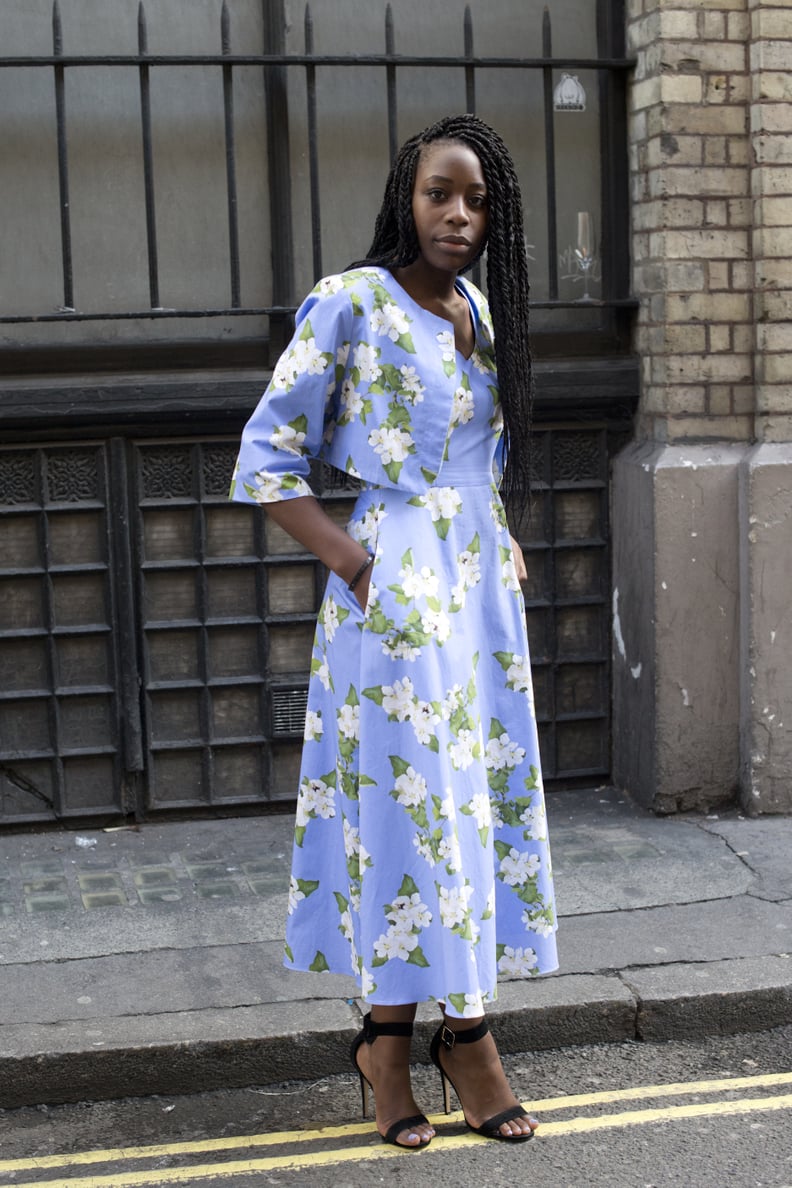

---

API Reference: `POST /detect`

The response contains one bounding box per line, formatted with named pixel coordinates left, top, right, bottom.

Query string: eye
left=426, top=188, right=447, bottom=202
left=468, top=194, right=487, bottom=210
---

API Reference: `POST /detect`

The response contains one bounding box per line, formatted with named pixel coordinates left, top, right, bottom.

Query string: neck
left=391, top=259, right=460, bottom=307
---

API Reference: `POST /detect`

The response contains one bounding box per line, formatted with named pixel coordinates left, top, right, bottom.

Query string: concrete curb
left=3, top=962, right=791, bottom=1109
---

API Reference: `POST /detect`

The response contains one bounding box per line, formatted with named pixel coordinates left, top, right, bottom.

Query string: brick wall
left=627, top=0, right=792, bottom=446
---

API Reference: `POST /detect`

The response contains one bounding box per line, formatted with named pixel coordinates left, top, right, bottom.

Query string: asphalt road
left=1, top=1026, right=791, bottom=1188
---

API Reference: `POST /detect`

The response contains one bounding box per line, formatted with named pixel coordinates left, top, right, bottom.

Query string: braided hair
left=352, top=114, right=534, bottom=512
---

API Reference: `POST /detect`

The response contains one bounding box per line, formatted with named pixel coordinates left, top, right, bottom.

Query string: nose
left=446, top=194, right=470, bottom=225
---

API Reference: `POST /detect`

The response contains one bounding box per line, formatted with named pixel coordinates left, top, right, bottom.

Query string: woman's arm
left=510, top=534, right=528, bottom=584
left=264, top=496, right=373, bottom=610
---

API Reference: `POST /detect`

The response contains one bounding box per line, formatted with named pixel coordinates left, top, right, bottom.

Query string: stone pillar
left=739, top=1, right=792, bottom=812
left=615, top=0, right=792, bottom=814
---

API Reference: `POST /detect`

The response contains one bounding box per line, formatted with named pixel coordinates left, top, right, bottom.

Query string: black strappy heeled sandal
left=350, top=1012, right=433, bottom=1150
left=429, top=1019, right=536, bottom=1142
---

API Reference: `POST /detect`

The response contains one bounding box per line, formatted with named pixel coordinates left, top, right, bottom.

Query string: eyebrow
left=424, top=174, right=487, bottom=189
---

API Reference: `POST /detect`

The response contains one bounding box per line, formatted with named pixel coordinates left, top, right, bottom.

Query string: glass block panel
left=556, top=718, right=608, bottom=773
left=0, top=760, right=55, bottom=817
left=147, top=630, right=200, bottom=682
left=323, top=499, right=358, bottom=530
left=144, top=571, right=198, bottom=622
left=271, top=741, right=302, bottom=798
left=150, top=750, right=206, bottom=804
left=149, top=690, right=201, bottom=742
left=554, top=490, right=602, bottom=541
left=556, top=606, right=603, bottom=657
left=0, top=515, right=40, bottom=568
left=272, top=687, right=309, bottom=735
left=557, top=664, right=606, bottom=716
left=49, top=512, right=105, bottom=566
left=56, top=636, right=110, bottom=688
left=520, top=494, right=550, bottom=545
left=207, top=627, right=260, bottom=679
left=0, top=576, right=44, bottom=630
left=537, top=723, right=553, bottom=776
left=52, top=574, right=107, bottom=627
left=206, top=568, right=257, bottom=619
left=268, top=623, right=316, bottom=674
left=45, top=450, right=100, bottom=503
left=204, top=506, right=255, bottom=557
left=524, top=607, right=551, bottom=661
left=555, top=548, right=604, bottom=600
left=212, top=745, right=266, bottom=798
left=59, top=695, right=113, bottom=749
left=0, top=451, right=37, bottom=505
left=0, top=699, right=50, bottom=754
left=0, top=638, right=49, bottom=692
left=143, top=508, right=196, bottom=561
left=266, top=518, right=309, bottom=556
left=268, top=565, right=316, bottom=614
left=62, top=756, right=119, bottom=811
left=553, top=432, right=603, bottom=483
left=212, top=687, right=262, bottom=740
left=140, top=446, right=193, bottom=500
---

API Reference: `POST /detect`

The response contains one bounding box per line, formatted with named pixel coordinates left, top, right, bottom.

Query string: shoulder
left=296, top=268, right=386, bottom=323
left=456, top=275, right=491, bottom=322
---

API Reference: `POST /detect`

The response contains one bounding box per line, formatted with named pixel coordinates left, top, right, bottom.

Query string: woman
left=231, top=114, right=558, bottom=1149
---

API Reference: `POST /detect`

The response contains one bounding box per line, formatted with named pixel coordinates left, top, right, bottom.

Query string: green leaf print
left=284, top=942, right=294, bottom=962
left=431, top=793, right=446, bottom=820
left=406, top=945, right=429, bottom=967
left=494, top=839, right=513, bottom=862
left=294, top=824, right=306, bottom=848
left=478, top=826, right=489, bottom=847
left=489, top=717, right=507, bottom=741
left=493, top=651, right=515, bottom=673
left=389, top=755, right=412, bottom=778
left=309, top=951, right=330, bottom=973
left=383, top=459, right=403, bottom=484
left=298, top=318, right=315, bottom=343
left=525, top=765, right=541, bottom=791
left=362, top=686, right=385, bottom=706
left=297, top=879, right=320, bottom=897
left=398, top=874, right=420, bottom=898
left=345, top=685, right=359, bottom=707
left=396, top=332, right=416, bottom=354
left=379, top=363, right=404, bottom=390
left=421, top=467, right=438, bottom=484
left=433, top=517, right=452, bottom=541
left=333, top=891, right=349, bottom=913
left=447, top=991, right=469, bottom=1016
left=359, top=773, right=377, bottom=787
left=288, top=413, right=308, bottom=435
left=350, top=293, right=365, bottom=317
left=442, top=356, right=457, bottom=378
left=496, top=943, right=507, bottom=962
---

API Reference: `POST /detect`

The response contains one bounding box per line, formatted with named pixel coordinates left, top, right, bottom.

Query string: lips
left=436, top=235, right=472, bottom=247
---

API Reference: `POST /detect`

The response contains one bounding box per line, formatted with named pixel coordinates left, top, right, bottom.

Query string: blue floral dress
left=231, top=268, right=558, bottom=1017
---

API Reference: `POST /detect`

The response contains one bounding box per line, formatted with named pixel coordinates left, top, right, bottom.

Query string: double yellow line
left=2, top=1071, right=791, bottom=1187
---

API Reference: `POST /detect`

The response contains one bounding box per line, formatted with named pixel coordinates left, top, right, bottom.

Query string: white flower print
left=438, top=832, right=462, bottom=873
left=316, top=275, right=344, bottom=296
left=386, top=893, right=432, bottom=932
left=467, top=791, right=492, bottom=830
left=368, top=425, right=413, bottom=464
left=354, top=342, right=382, bottom=384
left=438, top=789, right=456, bottom=820
left=502, top=551, right=521, bottom=593
left=304, top=710, right=323, bottom=742
left=436, top=329, right=455, bottom=363
left=449, top=728, right=478, bottom=771
left=499, top=847, right=541, bottom=887
left=251, top=471, right=285, bottom=502
left=413, top=834, right=435, bottom=863
left=485, top=732, right=526, bottom=771
left=339, top=907, right=355, bottom=941
left=315, top=659, right=332, bottom=691
left=457, top=550, right=481, bottom=590
left=441, top=686, right=464, bottom=721
left=401, top=564, right=439, bottom=601
left=361, top=968, right=376, bottom=997
left=399, top=365, right=425, bottom=403
left=393, top=766, right=428, bottom=808
left=321, top=596, right=341, bottom=643
left=299, top=776, right=335, bottom=820
left=292, top=336, right=328, bottom=376
left=451, top=385, right=475, bottom=425
left=269, top=424, right=306, bottom=456
left=522, top=908, right=555, bottom=938
left=424, top=487, right=462, bottom=523
left=382, top=637, right=421, bottom=663
left=370, top=302, right=410, bottom=342
left=271, top=353, right=298, bottom=391
left=287, top=875, right=305, bottom=915
left=506, top=654, right=532, bottom=691
left=411, top=700, right=440, bottom=745
left=343, top=817, right=360, bottom=859
left=459, top=992, right=485, bottom=1017
left=381, top=677, right=415, bottom=721
left=438, top=883, right=473, bottom=929
left=336, top=341, right=350, bottom=366
left=337, top=702, right=360, bottom=741
left=340, top=378, right=364, bottom=419
left=373, top=929, right=419, bottom=962
left=520, top=804, right=547, bottom=840
left=421, top=607, right=451, bottom=645
left=498, top=945, right=539, bottom=976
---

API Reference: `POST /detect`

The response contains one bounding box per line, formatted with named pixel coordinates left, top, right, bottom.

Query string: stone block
left=756, top=195, right=792, bottom=225
left=708, top=325, right=732, bottom=353
left=755, top=384, right=792, bottom=414
left=739, top=443, right=792, bottom=813
left=660, top=74, right=703, bottom=104
left=652, top=166, right=748, bottom=198
left=612, top=443, right=747, bottom=811
left=754, top=226, right=792, bottom=257
left=756, top=72, right=792, bottom=103
left=656, top=228, right=749, bottom=258
left=665, top=415, right=753, bottom=442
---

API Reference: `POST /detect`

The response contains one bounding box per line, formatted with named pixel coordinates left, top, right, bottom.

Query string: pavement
left=1, top=790, right=791, bottom=1110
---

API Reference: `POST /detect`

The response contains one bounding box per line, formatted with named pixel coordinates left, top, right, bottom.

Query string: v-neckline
left=380, top=269, right=478, bottom=362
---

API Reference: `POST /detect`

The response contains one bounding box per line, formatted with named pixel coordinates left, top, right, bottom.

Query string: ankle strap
left=362, top=1012, right=414, bottom=1043
left=438, top=1018, right=489, bottom=1050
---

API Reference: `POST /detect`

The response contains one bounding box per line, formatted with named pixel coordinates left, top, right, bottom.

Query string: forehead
left=415, top=140, right=485, bottom=185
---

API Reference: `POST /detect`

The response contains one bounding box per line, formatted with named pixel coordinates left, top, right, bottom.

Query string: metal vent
left=272, top=688, right=309, bottom=737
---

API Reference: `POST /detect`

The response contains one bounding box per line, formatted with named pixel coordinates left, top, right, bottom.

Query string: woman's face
left=410, top=141, right=488, bottom=274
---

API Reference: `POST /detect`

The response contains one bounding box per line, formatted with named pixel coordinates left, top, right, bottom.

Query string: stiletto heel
left=429, top=1020, right=536, bottom=1142
left=349, top=1013, right=432, bottom=1149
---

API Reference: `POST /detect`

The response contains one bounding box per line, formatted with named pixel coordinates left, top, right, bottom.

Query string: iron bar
left=464, top=6, right=475, bottom=113
left=1, top=54, right=635, bottom=69
left=385, top=5, right=397, bottom=164
left=542, top=7, right=559, bottom=301
left=304, top=5, right=322, bottom=280
left=221, top=1, right=241, bottom=307
left=263, top=0, right=295, bottom=363
left=138, top=3, right=161, bottom=309
left=52, top=1, right=74, bottom=311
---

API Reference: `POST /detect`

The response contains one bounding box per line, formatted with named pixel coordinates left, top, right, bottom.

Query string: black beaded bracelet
left=348, top=552, right=374, bottom=592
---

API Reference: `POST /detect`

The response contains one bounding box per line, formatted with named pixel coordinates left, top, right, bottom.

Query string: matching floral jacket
left=230, top=267, right=503, bottom=503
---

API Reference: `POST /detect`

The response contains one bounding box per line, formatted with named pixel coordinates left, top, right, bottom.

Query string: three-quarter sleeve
left=230, top=283, right=351, bottom=505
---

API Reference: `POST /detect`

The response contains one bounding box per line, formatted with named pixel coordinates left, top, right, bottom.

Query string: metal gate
left=0, top=426, right=613, bottom=825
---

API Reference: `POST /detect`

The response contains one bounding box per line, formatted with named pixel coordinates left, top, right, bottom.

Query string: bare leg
left=353, top=1004, right=435, bottom=1147
left=437, top=1015, right=538, bottom=1138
